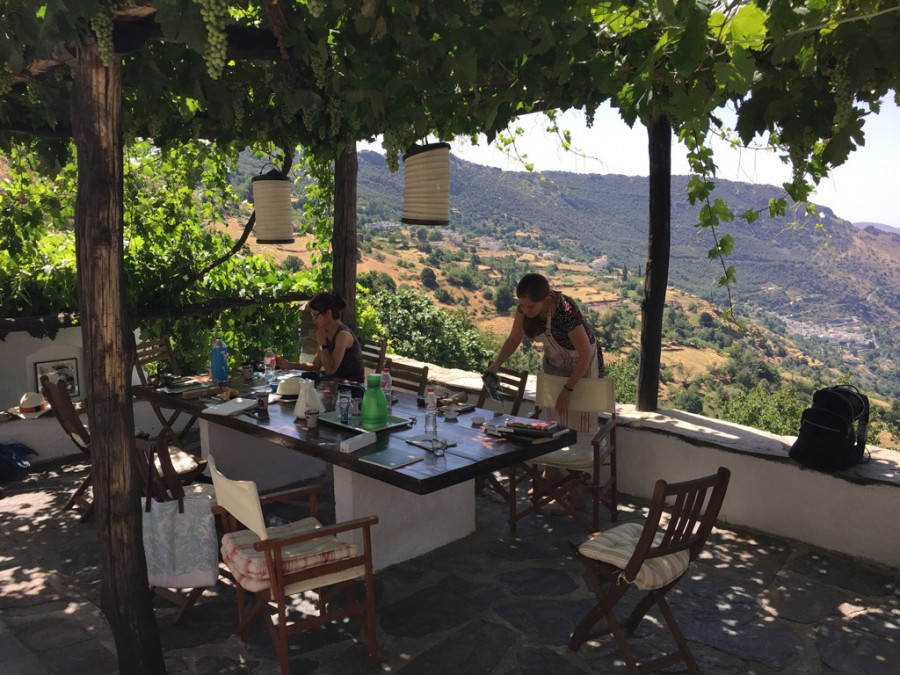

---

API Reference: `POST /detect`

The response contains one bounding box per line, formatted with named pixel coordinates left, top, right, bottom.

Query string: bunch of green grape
left=90, top=7, right=116, bottom=67
left=382, top=128, right=405, bottom=172
left=830, top=61, right=858, bottom=134
left=502, top=1, right=529, bottom=17
left=196, top=0, right=229, bottom=80
left=310, top=51, right=329, bottom=90
left=467, top=0, right=484, bottom=16
left=308, top=0, right=327, bottom=19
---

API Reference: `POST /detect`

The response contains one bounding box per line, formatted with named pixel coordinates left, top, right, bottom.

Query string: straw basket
left=252, top=169, right=294, bottom=243
left=401, top=142, right=450, bottom=226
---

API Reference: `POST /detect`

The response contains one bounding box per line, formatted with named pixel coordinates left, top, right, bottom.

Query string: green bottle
left=361, top=373, right=389, bottom=430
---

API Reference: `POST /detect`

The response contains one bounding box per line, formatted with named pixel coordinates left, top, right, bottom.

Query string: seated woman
left=275, top=291, right=365, bottom=383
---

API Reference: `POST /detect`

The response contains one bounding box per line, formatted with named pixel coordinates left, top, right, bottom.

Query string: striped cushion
left=579, top=522, right=690, bottom=590
left=221, top=517, right=358, bottom=593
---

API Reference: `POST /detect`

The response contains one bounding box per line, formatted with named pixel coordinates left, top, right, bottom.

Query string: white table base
left=334, top=466, right=475, bottom=571
left=200, top=419, right=327, bottom=493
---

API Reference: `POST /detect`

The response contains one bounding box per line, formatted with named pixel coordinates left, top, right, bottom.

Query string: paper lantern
left=251, top=169, right=294, bottom=243
left=401, top=142, right=450, bottom=226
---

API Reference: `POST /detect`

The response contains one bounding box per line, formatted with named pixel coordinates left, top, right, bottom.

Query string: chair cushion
left=579, top=522, right=690, bottom=590
left=159, top=447, right=200, bottom=476
left=536, top=440, right=593, bottom=471
left=221, top=517, right=358, bottom=593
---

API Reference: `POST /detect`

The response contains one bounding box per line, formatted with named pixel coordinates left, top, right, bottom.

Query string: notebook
left=359, top=447, right=425, bottom=469
left=204, top=397, right=258, bottom=416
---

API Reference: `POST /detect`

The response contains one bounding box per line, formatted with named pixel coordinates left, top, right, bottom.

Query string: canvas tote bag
left=141, top=442, right=218, bottom=589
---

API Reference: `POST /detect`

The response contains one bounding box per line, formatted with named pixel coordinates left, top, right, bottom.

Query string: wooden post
left=332, top=145, right=359, bottom=330
left=70, top=40, right=165, bottom=672
left=637, top=115, right=671, bottom=412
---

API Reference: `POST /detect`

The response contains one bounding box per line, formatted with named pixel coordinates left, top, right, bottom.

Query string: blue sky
left=446, top=99, right=900, bottom=229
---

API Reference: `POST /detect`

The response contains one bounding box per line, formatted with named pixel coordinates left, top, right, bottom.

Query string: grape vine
left=196, top=0, right=229, bottom=80
left=308, top=0, right=327, bottom=19
left=90, top=6, right=115, bottom=67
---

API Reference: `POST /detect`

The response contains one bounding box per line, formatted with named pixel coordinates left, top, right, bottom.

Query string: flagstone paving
left=1, top=458, right=898, bottom=674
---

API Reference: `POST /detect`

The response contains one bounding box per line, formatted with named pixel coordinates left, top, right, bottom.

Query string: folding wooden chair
left=134, top=436, right=215, bottom=623
left=208, top=454, right=380, bottom=673
left=384, top=359, right=429, bottom=396
left=40, top=375, right=94, bottom=520
left=569, top=468, right=731, bottom=674
left=475, top=367, right=529, bottom=499
left=476, top=366, right=528, bottom=415
left=359, top=338, right=387, bottom=373
left=132, top=334, right=200, bottom=446
left=508, top=373, right=618, bottom=533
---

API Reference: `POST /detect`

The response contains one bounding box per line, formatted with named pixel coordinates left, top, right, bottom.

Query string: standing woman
left=275, top=292, right=365, bottom=383
left=486, top=273, right=604, bottom=430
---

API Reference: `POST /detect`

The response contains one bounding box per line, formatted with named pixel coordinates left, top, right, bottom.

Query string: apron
left=536, top=298, right=600, bottom=433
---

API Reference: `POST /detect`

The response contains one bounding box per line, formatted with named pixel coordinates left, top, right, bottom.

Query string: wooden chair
left=208, top=454, right=380, bottom=674
left=384, top=359, right=429, bottom=396
left=569, top=468, right=732, bottom=673
left=476, top=366, right=528, bottom=415
left=359, top=338, right=387, bottom=373
left=134, top=436, right=215, bottom=623
left=508, top=373, right=618, bottom=533
left=475, top=367, right=529, bottom=499
left=132, top=334, right=200, bottom=446
left=40, top=375, right=94, bottom=520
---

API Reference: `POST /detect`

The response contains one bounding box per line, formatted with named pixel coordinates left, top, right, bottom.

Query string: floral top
left=549, top=293, right=597, bottom=352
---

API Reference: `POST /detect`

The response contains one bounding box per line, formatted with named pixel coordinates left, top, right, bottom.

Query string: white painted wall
left=0, top=327, right=172, bottom=463
left=616, top=407, right=900, bottom=569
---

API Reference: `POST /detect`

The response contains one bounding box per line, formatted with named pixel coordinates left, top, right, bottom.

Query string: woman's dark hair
left=307, top=291, right=347, bottom=319
left=517, top=273, right=552, bottom=338
left=516, top=273, right=550, bottom=302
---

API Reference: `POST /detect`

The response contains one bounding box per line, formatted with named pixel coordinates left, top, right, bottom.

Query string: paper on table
left=204, top=397, right=257, bottom=416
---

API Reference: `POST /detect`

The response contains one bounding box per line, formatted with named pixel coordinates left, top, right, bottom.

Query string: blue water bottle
left=210, top=336, right=229, bottom=385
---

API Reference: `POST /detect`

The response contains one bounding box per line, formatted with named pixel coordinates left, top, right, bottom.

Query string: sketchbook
left=203, top=397, right=257, bottom=416
left=359, top=447, right=425, bottom=469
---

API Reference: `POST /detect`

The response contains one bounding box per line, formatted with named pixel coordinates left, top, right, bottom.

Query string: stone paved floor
left=1, top=458, right=899, bottom=674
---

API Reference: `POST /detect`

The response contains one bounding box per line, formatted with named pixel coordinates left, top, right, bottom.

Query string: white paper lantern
left=402, top=142, right=450, bottom=226
left=252, top=169, right=294, bottom=243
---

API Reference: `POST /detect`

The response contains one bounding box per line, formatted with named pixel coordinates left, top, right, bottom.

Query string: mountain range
left=354, top=150, right=899, bottom=350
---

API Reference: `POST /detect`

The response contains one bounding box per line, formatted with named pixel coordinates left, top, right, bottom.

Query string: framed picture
left=35, top=358, right=80, bottom=399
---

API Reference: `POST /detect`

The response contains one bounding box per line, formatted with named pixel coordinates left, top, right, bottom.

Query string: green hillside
left=353, top=150, right=899, bottom=399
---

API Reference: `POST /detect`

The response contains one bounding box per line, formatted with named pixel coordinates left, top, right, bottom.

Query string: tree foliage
left=370, top=287, right=493, bottom=370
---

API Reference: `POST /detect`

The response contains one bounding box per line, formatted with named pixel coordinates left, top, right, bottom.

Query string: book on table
left=358, top=447, right=425, bottom=469
left=486, top=415, right=562, bottom=437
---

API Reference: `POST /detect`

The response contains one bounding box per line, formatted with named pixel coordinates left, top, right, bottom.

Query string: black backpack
left=789, top=384, right=870, bottom=472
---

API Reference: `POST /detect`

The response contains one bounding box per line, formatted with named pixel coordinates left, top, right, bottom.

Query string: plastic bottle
left=361, top=373, right=388, bottom=430
left=210, top=336, right=228, bottom=385
left=380, top=367, right=393, bottom=411
left=264, top=346, right=276, bottom=383
left=424, top=385, right=438, bottom=438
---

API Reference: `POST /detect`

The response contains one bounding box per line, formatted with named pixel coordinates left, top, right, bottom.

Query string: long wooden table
left=134, top=373, right=576, bottom=568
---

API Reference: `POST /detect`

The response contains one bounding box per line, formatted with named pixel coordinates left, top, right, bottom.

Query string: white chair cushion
left=221, top=516, right=358, bottom=593
left=536, top=442, right=593, bottom=471
left=579, top=522, right=690, bottom=590
left=159, top=447, right=200, bottom=475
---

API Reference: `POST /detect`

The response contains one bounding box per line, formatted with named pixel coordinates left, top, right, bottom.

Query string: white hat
left=276, top=377, right=303, bottom=397
left=8, top=391, right=51, bottom=419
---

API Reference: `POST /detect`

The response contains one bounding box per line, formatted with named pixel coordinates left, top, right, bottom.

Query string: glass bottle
left=361, top=373, right=388, bottom=430
left=424, top=385, right=438, bottom=438
left=380, top=367, right=393, bottom=411
left=264, top=346, right=276, bottom=383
